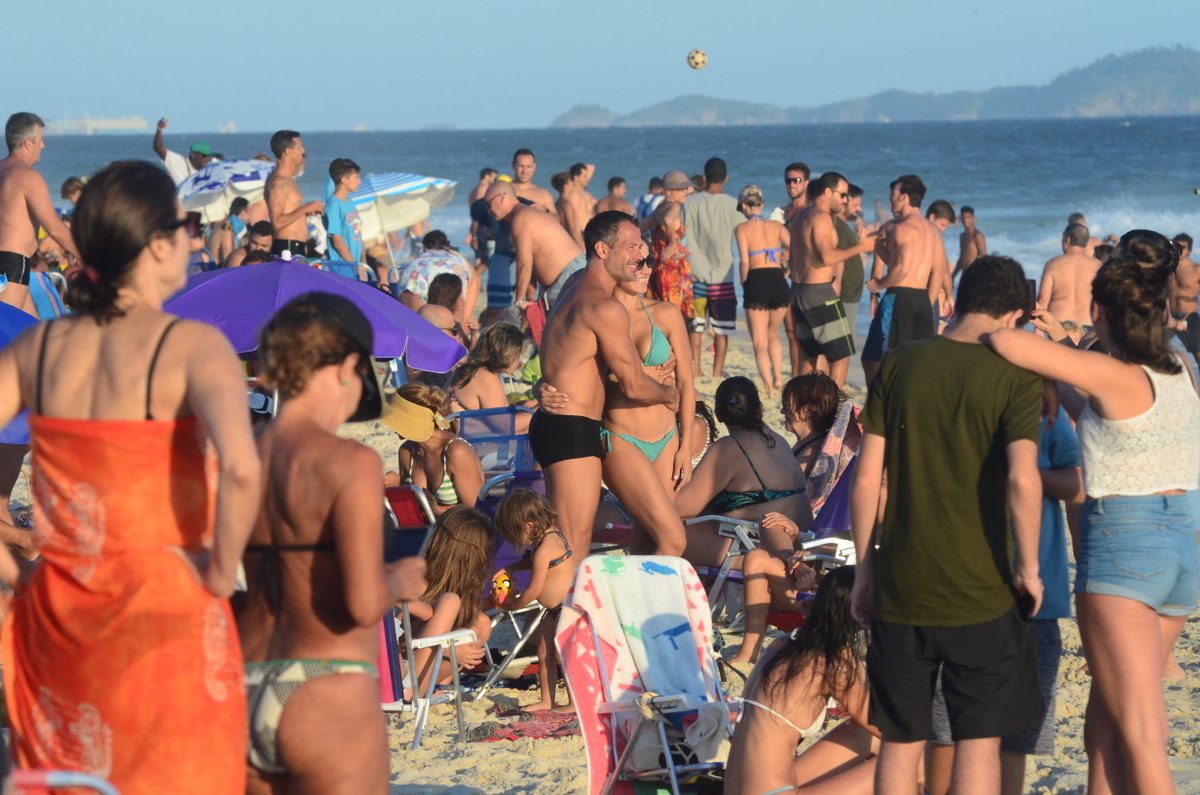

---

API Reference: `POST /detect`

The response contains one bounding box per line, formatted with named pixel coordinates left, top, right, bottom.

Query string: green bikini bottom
left=600, top=425, right=678, bottom=463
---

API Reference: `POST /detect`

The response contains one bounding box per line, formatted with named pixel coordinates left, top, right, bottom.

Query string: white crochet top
left=1077, top=364, right=1200, bottom=497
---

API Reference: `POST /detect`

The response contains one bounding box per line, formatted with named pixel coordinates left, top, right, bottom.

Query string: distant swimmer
left=0, top=112, right=80, bottom=313
left=1037, top=223, right=1100, bottom=328
left=485, top=181, right=585, bottom=309
left=510, top=148, right=556, bottom=214
left=595, top=176, right=635, bottom=216
left=530, top=211, right=678, bottom=553
left=789, top=172, right=876, bottom=387
left=265, top=130, right=323, bottom=258
left=861, top=174, right=942, bottom=385
left=1170, top=233, right=1200, bottom=368
left=954, top=205, right=988, bottom=278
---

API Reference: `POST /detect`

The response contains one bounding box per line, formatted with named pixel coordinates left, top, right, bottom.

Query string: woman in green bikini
left=597, top=257, right=697, bottom=554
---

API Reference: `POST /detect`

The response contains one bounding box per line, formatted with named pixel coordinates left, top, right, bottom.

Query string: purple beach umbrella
left=164, top=262, right=465, bottom=372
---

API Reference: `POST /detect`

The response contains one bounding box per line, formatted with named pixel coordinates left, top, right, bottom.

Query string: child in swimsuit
left=408, top=506, right=495, bottom=694
left=494, top=488, right=575, bottom=713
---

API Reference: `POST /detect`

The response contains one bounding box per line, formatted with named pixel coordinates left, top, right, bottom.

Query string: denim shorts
left=1076, top=494, right=1199, bottom=616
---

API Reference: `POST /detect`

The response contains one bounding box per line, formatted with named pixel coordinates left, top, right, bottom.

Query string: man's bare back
left=514, top=181, right=556, bottom=214
left=872, top=213, right=939, bottom=291
left=556, top=189, right=587, bottom=248
left=510, top=203, right=584, bottom=299
left=1038, top=250, right=1100, bottom=326
left=595, top=195, right=634, bottom=216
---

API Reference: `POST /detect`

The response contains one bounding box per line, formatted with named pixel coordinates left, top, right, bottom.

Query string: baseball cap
left=380, top=393, right=451, bottom=442
left=190, top=142, right=215, bottom=157
left=662, top=170, right=692, bottom=191
left=295, top=292, right=382, bottom=422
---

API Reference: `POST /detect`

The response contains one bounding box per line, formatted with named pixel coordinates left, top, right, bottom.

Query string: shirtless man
left=485, top=181, right=586, bottom=309
left=224, top=221, right=274, bottom=268
left=954, top=205, right=987, bottom=278
left=1067, top=212, right=1102, bottom=256
left=510, top=148, right=556, bottom=214
left=265, top=130, right=323, bottom=258
left=530, top=210, right=679, bottom=554
left=924, top=199, right=957, bottom=328
left=772, top=162, right=810, bottom=377
left=789, top=172, right=876, bottom=387
left=569, top=163, right=598, bottom=214
left=1170, top=233, right=1200, bottom=368
left=1037, top=223, right=1099, bottom=328
left=595, top=176, right=635, bottom=216
left=861, top=174, right=942, bottom=385
left=552, top=172, right=588, bottom=249
left=0, top=113, right=79, bottom=313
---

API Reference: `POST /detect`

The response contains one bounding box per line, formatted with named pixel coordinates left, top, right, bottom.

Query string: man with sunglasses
left=790, top=171, right=877, bottom=387
left=770, top=161, right=810, bottom=226
left=862, top=174, right=942, bottom=385
left=483, top=181, right=585, bottom=311
left=0, top=112, right=80, bottom=314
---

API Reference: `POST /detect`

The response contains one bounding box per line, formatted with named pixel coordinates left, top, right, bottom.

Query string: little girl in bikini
left=494, top=488, right=575, bottom=713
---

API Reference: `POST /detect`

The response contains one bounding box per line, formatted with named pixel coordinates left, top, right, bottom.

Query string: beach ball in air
left=687, top=49, right=707, bottom=69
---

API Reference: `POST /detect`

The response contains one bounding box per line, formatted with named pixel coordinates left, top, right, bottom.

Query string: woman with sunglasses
left=0, top=161, right=261, bottom=792
left=989, top=230, right=1200, bottom=794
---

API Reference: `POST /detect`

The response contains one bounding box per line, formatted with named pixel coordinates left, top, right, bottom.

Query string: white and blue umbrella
left=348, top=172, right=457, bottom=244
left=177, top=158, right=276, bottom=224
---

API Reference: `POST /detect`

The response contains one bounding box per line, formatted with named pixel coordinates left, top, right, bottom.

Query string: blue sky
left=3, top=0, right=1188, bottom=132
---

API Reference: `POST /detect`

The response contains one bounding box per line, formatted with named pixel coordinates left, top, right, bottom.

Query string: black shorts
left=1175, top=312, right=1200, bottom=354
left=862, top=286, right=935, bottom=362
left=866, top=606, right=1042, bottom=742
left=0, top=252, right=31, bottom=286
left=270, top=239, right=309, bottom=257
left=742, top=268, right=789, bottom=310
left=528, top=412, right=604, bottom=468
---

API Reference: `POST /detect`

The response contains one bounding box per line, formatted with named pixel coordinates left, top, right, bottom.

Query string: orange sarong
left=2, top=415, right=246, bottom=793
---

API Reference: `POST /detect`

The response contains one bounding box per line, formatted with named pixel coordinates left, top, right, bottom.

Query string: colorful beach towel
left=806, top=400, right=862, bottom=515
left=556, top=555, right=723, bottom=795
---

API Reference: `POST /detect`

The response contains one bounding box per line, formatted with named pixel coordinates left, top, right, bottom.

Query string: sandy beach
left=11, top=325, right=1192, bottom=794
left=362, top=326, right=1198, bottom=795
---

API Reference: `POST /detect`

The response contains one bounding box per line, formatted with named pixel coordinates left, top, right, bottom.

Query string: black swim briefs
left=528, top=411, right=605, bottom=468
left=270, top=239, right=309, bottom=257
left=0, top=252, right=31, bottom=286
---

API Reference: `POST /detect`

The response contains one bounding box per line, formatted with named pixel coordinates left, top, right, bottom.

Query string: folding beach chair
left=557, top=555, right=737, bottom=795
left=447, top=406, right=536, bottom=478
left=378, top=486, right=478, bottom=750
left=6, top=770, right=120, bottom=794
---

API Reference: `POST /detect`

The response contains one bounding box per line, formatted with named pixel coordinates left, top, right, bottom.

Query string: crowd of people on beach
left=0, top=107, right=1194, bottom=795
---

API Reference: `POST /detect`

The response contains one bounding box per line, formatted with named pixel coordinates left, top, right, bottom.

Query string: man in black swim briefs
left=265, top=130, right=323, bottom=263
left=531, top=211, right=678, bottom=557
left=0, top=112, right=80, bottom=314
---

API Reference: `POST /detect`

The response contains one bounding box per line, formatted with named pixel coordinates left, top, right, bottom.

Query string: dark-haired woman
left=989, top=230, right=1200, bottom=795
left=0, top=161, right=261, bottom=791
left=725, top=566, right=879, bottom=795
left=449, top=322, right=535, bottom=431
left=237, top=292, right=428, bottom=794
left=677, top=376, right=813, bottom=569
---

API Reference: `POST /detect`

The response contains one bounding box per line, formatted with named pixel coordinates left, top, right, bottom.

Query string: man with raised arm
left=510, top=148, right=556, bottom=214
left=151, top=117, right=214, bottom=185
left=1037, top=223, right=1100, bottom=329
left=861, top=174, right=942, bottom=385
left=484, top=180, right=585, bottom=309
left=789, top=171, right=876, bottom=387
left=530, top=211, right=679, bottom=554
left=265, top=130, right=323, bottom=258
left=0, top=112, right=80, bottom=313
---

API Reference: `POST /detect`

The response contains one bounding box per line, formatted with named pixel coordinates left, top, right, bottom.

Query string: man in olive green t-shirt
left=849, top=255, right=1045, bottom=795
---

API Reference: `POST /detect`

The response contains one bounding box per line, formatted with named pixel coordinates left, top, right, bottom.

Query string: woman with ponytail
left=989, top=229, right=1200, bottom=795
left=0, top=161, right=261, bottom=791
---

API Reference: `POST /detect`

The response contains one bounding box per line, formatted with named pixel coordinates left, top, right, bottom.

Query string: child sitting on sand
left=494, top=488, right=575, bottom=713
left=725, top=566, right=880, bottom=795
left=407, top=506, right=495, bottom=694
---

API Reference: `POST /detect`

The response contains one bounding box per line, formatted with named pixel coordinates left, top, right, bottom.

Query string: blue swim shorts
left=1075, top=494, right=1198, bottom=617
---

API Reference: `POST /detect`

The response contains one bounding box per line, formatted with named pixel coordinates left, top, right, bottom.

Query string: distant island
left=550, top=46, right=1200, bottom=128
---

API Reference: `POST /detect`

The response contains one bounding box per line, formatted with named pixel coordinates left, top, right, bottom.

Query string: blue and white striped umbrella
left=347, top=172, right=456, bottom=241
left=177, top=158, right=276, bottom=224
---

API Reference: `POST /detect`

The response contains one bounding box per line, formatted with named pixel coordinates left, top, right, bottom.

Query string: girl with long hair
left=450, top=322, right=535, bottom=432
left=989, top=230, right=1200, bottom=794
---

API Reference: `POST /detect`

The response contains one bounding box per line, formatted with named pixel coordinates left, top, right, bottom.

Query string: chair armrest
left=410, top=629, right=478, bottom=650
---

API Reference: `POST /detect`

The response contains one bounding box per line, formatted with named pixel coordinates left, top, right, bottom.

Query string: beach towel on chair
left=556, top=555, right=724, bottom=795
left=806, top=400, right=861, bottom=514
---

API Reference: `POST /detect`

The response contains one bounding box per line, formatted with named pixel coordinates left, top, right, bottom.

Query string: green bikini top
left=641, top=301, right=671, bottom=367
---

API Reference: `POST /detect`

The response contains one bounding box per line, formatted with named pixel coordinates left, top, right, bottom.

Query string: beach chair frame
left=6, top=770, right=120, bottom=794
left=683, top=515, right=766, bottom=623
left=446, top=406, right=536, bottom=478
left=469, top=602, right=549, bottom=702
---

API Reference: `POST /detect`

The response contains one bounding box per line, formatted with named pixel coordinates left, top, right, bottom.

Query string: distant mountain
left=549, top=46, right=1200, bottom=128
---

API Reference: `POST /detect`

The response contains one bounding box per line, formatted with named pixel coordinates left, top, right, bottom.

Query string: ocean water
left=37, top=116, right=1200, bottom=290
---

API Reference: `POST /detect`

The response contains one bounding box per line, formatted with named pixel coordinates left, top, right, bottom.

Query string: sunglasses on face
left=164, top=212, right=204, bottom=239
